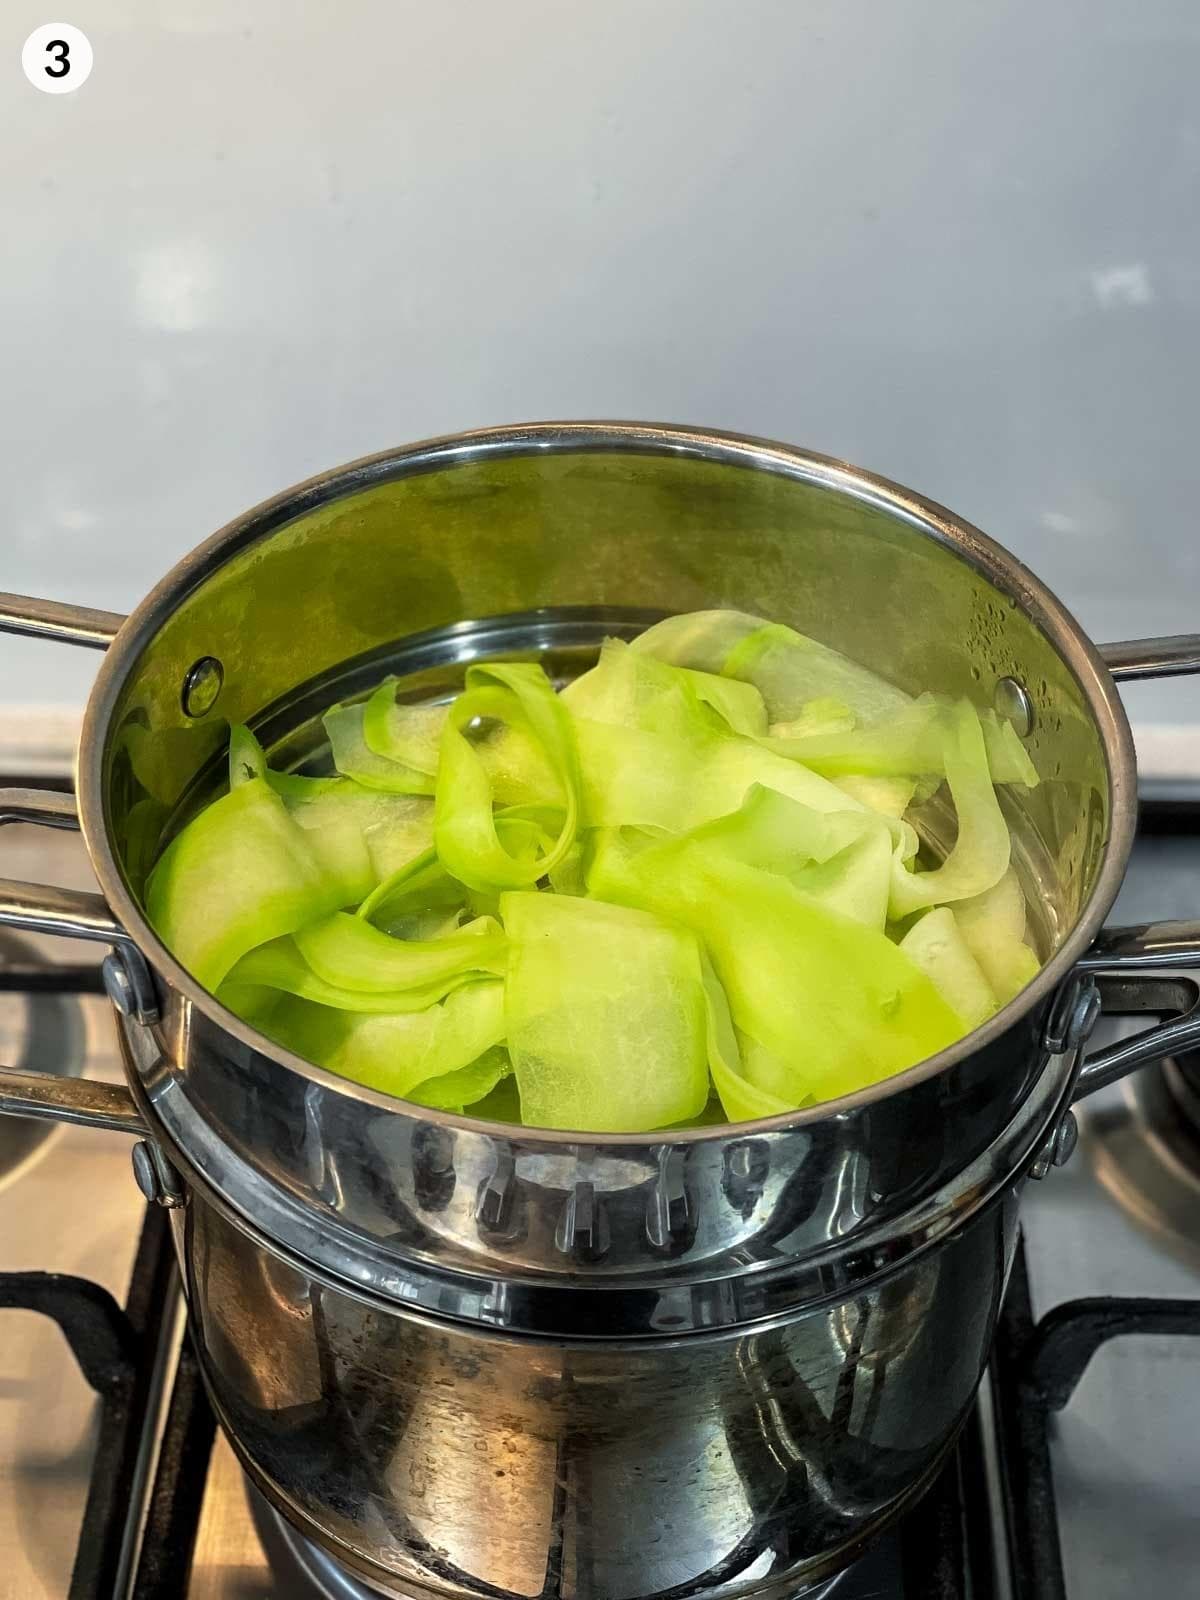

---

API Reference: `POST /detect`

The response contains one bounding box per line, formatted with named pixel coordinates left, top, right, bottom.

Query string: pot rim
left=77, top=420, right=1137, bottom=1145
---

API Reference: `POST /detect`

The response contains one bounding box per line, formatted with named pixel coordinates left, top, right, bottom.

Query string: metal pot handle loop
left=0, top=1067, right=144, bottom=1134
left=0, top=591, right=125, bottom=650
left=1072, top=921, right=1200, bottom=1101
left=1070, top=639, right=1200, bottom=1097
left=0, top=779, right=150, bottom=1135
left=0, top=785, right=133, bottom=948
left=0, top=593, right=147, bottom=1014
left=1100, top=635, right=1200, bottom=681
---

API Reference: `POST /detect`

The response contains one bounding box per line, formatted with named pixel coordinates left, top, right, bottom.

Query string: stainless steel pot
left=2, top=422, right=1200, bottom=1598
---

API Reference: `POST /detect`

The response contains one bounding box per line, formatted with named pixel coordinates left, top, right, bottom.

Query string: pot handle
left=1100, top=635, right=1200, bottom=680
left=0, top=598, right=147, bottom=999
left=1072, top=922, right=1200, bottom=1101
left=0, top=787, right=131, bottom=947
left=0, top=1066, right=144, bottom=1133
left=0, top=786, right=158, bottom=991
left=0, top=783, right=150, bottom=1134
left=0, top=591, right=125, bottom=650
left=0, top=601, right=154, bottom=1139
left=1068, top=635, right=1200, bottom=1094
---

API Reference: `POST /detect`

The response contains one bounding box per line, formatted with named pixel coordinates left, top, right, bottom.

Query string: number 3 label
left=22, top=23, right=93, bottom=94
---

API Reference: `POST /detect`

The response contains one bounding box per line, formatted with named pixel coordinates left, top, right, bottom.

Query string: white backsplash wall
left=4, top=0, right=1199, bottom=761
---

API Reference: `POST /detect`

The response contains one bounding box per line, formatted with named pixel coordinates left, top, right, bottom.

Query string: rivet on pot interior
left=993, top=675, right=1034, bottom=737
left=181, top=655, right=224, bottom=718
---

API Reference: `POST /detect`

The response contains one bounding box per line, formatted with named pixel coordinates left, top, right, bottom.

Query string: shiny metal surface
left=1, top=801, right=1197, bottom=1598
left=180, top=1180, right=1015, bottom=1599
left=0, top=592, right=124, bottom=651
left=252, top=1486, right=394, bottom=1598
left=131, top=991, right=1060, bottom=1594
left=100, top=947, right=160, bottom=1026
left=1081, top=825, right=1200, bottom=1266
left=118, top=1003, right=1076, bottom=1338
left=254, top=1474, right=842, bottom=1600
left=0, top=422, right=1156, bottom=1294
left=0, top=875, right=126, bottom=946
left=1100, top=634, right=1200, bottom=681
left=1075, top=1006, right=1200, bottom=1099
left=0, top=787, right=79, bottom=829
left=1020, top=824, right=1200, bottom=1597
left=1071, top=922, right=1200, bottom=1097
left=1027, top=1110, right=1079, bottom=1181
left=3, top=422, right=1200, bottom=1594
left=1079, top=917, right=1200, bottom=969
left=0, top=928, right=90, bottom=1183
left=188, top=1435, right=877, bottom=1599
left=0, top=1062, right=142, bottom=1134
left=992, top=673, right=1035, bottom=736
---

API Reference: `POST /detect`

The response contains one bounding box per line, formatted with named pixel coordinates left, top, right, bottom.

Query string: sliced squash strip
left=629, top=610, right=908, bottom=724
left=223, top=938, right=491, bottom=1014
left=588, top=789, right=964, bottom=1106
left=954, top=868, right=1042, bottom=1003
left=294, top=911, right=506, bottom=991
left=435, top=663, right=580, bottom=893
left=502, top=891, right=709, bottom=1132
left=899, top=908, right=998, bottom=1028
left=889, top=700, right=1012, bottom=919
left=258, top=981, right=507, bottom=1099
left=146, top=778, right=369, bottom=992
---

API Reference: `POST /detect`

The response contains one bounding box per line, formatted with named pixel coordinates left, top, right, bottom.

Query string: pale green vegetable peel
left=888, top=699, right=1011, bottom=918
left=222, top=939, right=479, bottom=1013
left=147, top=610, right=1044, bottom=1128
left=588, top=807, right=966, bottom=1105
left=263, top=981, right=507, bottom=1098
left=435, top=663, right=580, bottom=892
left=955, top=869, right=1042, bottom=1003
left=766, top=696, right=1037, bottom=788
left=502, top=892, right=709, bottom=1131
left=294, top=913, right=506, bottom=991
left=899, top=909, right=998, bottom=1028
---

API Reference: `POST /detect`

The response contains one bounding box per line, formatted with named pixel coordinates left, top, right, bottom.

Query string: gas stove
left=2, top=803, right=1198, bottom=1600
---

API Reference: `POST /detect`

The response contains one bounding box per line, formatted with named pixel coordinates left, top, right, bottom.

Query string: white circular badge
left=22, top=23, right=93, bottom=94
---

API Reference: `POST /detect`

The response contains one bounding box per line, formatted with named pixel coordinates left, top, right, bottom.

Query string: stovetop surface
left=2, top=818, right=1200, bottom=1599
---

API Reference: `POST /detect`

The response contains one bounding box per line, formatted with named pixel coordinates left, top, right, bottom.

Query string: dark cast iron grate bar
left=0, top=943, right=179, bottom=1599
left=130, top=1331, right=216, bottom=1600
left=898, top=1445, right=971, bottom=1599
left=0, top=1203, right=175, bottom=1600
left=992, top=1236, right=1200, bottom=1600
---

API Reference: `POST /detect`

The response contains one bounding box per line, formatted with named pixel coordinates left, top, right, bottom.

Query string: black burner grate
left=992, top=1244, right=1200, bottom=1600
left=131, top=1332, right=216, bottom=1600
left=0, top=1204, right=175, bottom=1600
